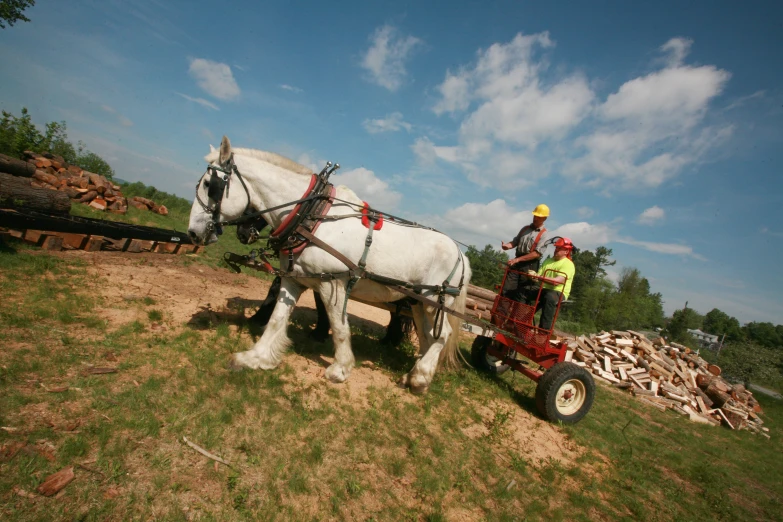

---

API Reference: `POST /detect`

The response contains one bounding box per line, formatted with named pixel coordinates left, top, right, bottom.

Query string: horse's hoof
left=227, top=355, right=247, bottom=372
left=325, top=363, right=350, bottom=383
left=408, top=374, right=430, bottom=395
left=409, top=384, right=429, bottom=395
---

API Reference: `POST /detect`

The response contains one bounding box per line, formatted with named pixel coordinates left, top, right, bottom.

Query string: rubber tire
left=471, top=336, right=510, bottom=375
left=535, top=362, right=595, bottom=424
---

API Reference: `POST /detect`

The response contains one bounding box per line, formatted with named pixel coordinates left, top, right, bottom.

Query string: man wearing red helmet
left=500, top=204, right=550, bottom=303
left=530, top=237, right=576, bottom=331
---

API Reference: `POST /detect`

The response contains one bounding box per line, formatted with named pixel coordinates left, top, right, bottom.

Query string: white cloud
left=660, top=37, right=692, bottom=67
left=549, top=222, right=617, bottom=251
left=280, top=84, right=303, bottom=93
left=426, top=34, right=732, bottom=193
left=361, top=25, right=421, bottom=91
left=575, top=207, right=594, bottom=218
left=443, top=199, right=532, bottom=242
left=363, top=112, right=412, bottom=134
left=411, top=137, right=462, bottom=165
left=637, top=205, right=665, bottom=225
left=188, top=58, right=240, bottom=100
left=432, top=70, right=471, bottom=115
left=565, top=41, right=731, bottom=189
left=330, top=167, right=402, bottom=210
left=176, top=92, right=219, bottom=111
left=615, top=237, right=706, bottom=260
left=100, top=105, right=133, bottom=127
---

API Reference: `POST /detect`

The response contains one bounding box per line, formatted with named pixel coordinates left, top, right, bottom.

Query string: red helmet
left=554, top=237, right=573, bottom=250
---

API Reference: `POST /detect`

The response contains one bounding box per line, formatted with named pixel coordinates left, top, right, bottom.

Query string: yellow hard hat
left=532, top=204, right=550, bottom=217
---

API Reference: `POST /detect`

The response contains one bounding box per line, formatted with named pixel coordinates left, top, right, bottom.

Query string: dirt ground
left=57, top=250, right=583, bottom=468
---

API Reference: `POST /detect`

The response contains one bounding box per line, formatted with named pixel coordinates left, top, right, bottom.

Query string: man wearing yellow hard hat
left=500, top=204, right=550, bottom=303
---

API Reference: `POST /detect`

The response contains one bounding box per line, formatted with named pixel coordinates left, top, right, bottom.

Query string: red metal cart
left=470, top=265, right=595, bottom=423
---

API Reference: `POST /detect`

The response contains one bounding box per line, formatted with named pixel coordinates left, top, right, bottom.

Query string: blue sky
left=1, top=0, right=782, bottom=324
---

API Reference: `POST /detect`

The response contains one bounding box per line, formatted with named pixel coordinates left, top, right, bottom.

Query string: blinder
left=195, top=154, right=250, bottom=237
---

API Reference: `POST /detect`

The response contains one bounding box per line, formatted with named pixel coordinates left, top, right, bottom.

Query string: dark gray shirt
left=512, top=224, right=548, bottom=258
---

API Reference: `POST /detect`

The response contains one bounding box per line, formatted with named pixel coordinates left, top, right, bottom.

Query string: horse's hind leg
left=318, top=281, right=355, bottom=383
left=230, top=278, right=303, bottom=371
left=401, top=304, right=452, bottom=394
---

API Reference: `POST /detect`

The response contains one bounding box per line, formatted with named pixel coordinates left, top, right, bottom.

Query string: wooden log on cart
left=467, top=284, right=498, bottom=302
left=0, top=153, right=37, bottom=178
left=0, top=173, right=71, bottom=213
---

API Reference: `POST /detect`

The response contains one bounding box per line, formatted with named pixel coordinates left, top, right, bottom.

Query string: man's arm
left=508, top=250, right=541, bottom=266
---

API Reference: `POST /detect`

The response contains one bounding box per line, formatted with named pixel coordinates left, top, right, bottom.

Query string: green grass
left=0, top=240, right=781, bottom=521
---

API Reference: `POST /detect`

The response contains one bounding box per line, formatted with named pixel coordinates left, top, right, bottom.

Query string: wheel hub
left=556, top=379, right=586, bottom=416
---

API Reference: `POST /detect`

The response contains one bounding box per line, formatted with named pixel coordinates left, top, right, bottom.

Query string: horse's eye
left=203, top=180, right=210, bottom=188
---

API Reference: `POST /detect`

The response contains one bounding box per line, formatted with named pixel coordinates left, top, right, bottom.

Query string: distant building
left=688, top=329, right=719, bottom=349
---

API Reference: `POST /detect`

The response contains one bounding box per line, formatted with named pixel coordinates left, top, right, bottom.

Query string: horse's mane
left=204, top=147, right=313, bottom=176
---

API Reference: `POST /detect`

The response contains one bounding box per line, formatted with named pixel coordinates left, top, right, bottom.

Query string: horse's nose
left=188, top=230, right=200, bottom=244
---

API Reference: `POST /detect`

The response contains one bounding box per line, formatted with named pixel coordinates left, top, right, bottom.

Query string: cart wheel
left=535, top=362, right=595, bottom=424
left=470, top=336, right=510, bottom=375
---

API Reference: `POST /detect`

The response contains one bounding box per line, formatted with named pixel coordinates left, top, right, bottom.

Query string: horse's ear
left=209, top=144, right=216, bottom=155
left=219, top=136, right=232, bottom=164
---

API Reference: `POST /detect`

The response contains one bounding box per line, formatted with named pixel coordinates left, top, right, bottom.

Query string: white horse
left=188, top=136, right=471, bottom=394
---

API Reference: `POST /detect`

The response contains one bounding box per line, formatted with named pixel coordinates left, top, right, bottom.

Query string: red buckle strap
left=361, top=202, right=383, bottom=230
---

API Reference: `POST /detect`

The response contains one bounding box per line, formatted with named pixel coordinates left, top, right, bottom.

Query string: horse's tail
left=440, top=254, right=471, bottom=371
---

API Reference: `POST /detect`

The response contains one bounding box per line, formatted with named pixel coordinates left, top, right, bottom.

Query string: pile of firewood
left=565, top=331, right=768, bottom=436
left=0, top=152, right=167, bottom=215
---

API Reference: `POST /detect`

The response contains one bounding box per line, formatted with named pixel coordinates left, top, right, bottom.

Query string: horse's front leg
left=401, top=303, right=452, bottom=394
left=230, top=277, right=304, bottom=371
left=318, top=280, right=355, bottom=383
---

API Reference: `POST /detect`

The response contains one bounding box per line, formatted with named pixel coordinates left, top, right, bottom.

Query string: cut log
left=0, top=153, right=38, bottom=178
left=79, top=190, right=98, bottom=203
left=467, top=284, right=498, bottom=302
left=0, top=173, right=71, bottom=213
left=705, top=383, right=731, bottom=408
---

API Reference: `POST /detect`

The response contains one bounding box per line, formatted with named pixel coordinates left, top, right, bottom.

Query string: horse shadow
left=186, top=296, right=418, bottom=374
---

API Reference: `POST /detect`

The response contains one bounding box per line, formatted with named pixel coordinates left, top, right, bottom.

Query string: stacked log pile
left=0, top=152, right=167, bottom=216
left=465, top=284, right=497, bottom=321
left=564, top=330, right=768, bottom=436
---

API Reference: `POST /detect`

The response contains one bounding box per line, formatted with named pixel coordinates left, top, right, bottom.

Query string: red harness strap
left=280, top=184, right=336, bottom=255
left=270, top=174, right=318, bottom=240
left=361, top=202, right=383, bottom=230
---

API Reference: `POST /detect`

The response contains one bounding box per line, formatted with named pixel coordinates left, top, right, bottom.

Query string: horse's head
left=188, top=136, right=251, bottom=245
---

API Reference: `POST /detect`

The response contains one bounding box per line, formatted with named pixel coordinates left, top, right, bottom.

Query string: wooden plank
left=59, top=233, right=88, bottom=250
left=639, top=397, right=667, bottom=411
left=603, top=355, right=612, bottom=373
left=41, top=235, right=63, bottom=251
left=563, top=350, right=574, bottom=362
left=619, top=367, right=628, bottom=381
left=23, top=229, right=44, bottom=244
left=153, top=242, right=179, bottom=254
left=84, top=236, right=104, bottom=252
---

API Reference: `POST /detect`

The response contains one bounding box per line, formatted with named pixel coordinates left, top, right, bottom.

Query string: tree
left=703, top=308, right=744, bottom=343
left=0, top=108, right=114, bottom=179
left=464, top=245, right=508, bottom=290
left=666, top=307, right=703, bottom=345
left=743, top=322, right=782, bottom=349
left=0, top=0, right=35, bottom=29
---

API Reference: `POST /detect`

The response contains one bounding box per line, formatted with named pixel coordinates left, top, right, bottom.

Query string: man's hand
left=501, top=241, right=514, bottom=251
left=527, top=270, right=537, bottom=277
left=507, top=258, right=517, bottom=266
